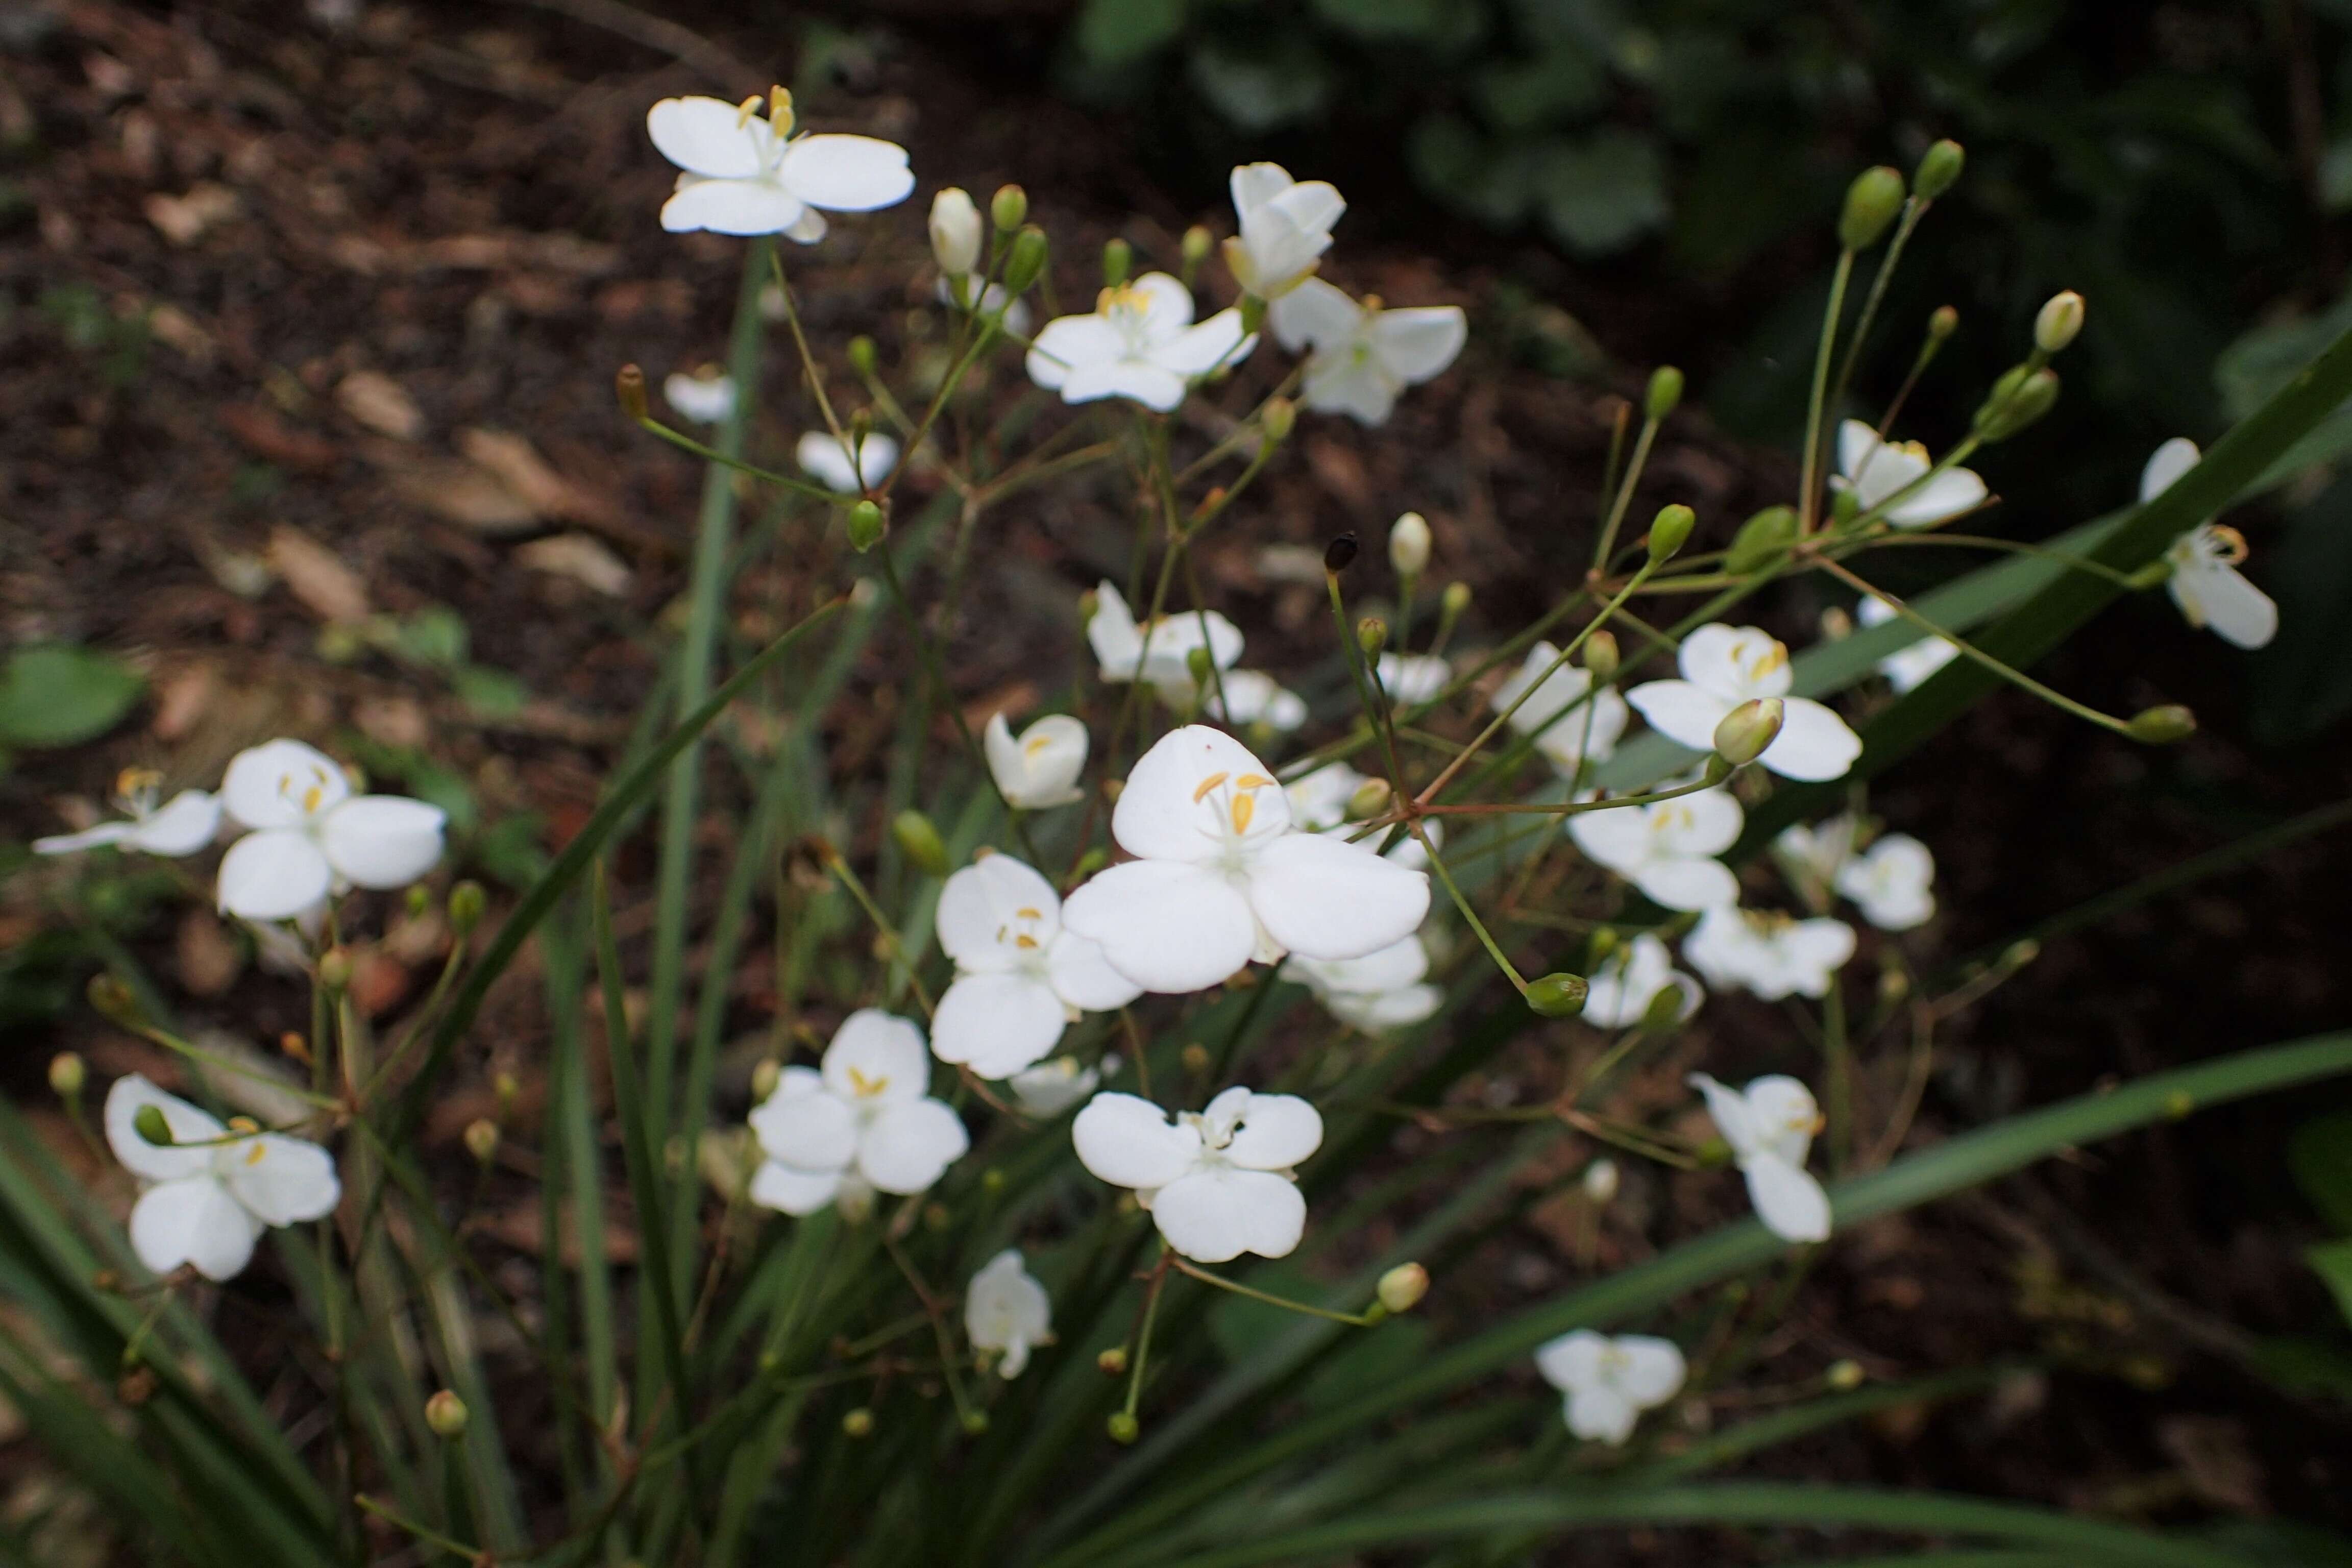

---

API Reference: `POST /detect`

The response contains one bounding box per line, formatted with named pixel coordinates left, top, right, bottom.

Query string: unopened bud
left=1586, top=927, right=1620, bottom=968
left=842, top=1407, right=875, bottom=1439
left=1713, top=697, right=1784, bottom=766
left=1645, top=365, right=1684, bottom=423
left=891, top=810, right=949, bottom=878
left=847, top=335, right=878, bottom=377
left=1525, top=972, right=1588, bottom=1018
left=1583, top=1158, right=1621, bottom=1205
left=1357, top=617, right=1387, bottom=658
left=2125, top=704, right=2196, bottom=745
left=1645, top=503, right=1695, bottom=564
left=463, top=1118, right=500, bottom=1164
left=1819, top=605, right=1854, bottom=642
left=847, top=500, right=888, bottom=553
left=1639, top=983, right=1688, bottom=1034
left=1097, top=1346, right=1129, bottom=1375
left=1388, top=511, right=1431, bottom=577
left=1974, top=366, right=2059, bottom=441
left=1184, top=645, right=1213, bottom=691
left=132, top=1105, right=173, bottom=1148
left=961, top=1408, right=989, bottom=1436
left=1260, top=396, right=1296, bottom=444
left=991, top=184, right=1027, bottom=232
left=2033, top=290, right=2084, bottom=355
left=1928, top=304, right=1959, bottom=342
left=1345, top=777, right=1391, bottom=821
left=928, top=186, right=983, bottom=278
left=1915, top=139, right=1965, bottom=200
left=1440, top=580, right=1471, bottom=619
left=750, top=1059, right=781, bottom=1101
left=1181, top=224, right=1212, bottom=268
left=1107, top=1411, right=1140, bottom=1443
left=448, top=880, right=485, bottom=936
left=48, top=1052, right=85, bottom=1099
left=405, top=884, right=431, bottom=919
left=1726, top=505, right=1799, bottom=575
left=314, top=946, right=352, bottom=991
left=615, top=363, right=648, bottom=421
left=1572, top=633, right=1618, bottom=690
left=1839, top=165, right=1907, bottom=251
left=423, top=1388, right=469, bottom=1437
left=87, top=973, right=139, bottom=1024
left=1179, top=1041, right=1212, bottom=1075
left=1324, top=532, right=1359, bottom=574
left=1376, top=1262, right=1429, bottom=1314
left=1825, top=1358, right=1866, bottom=1391
left=1002, top=226, right=1048, bottom=296
left=1102, top=236, right=1132, bottom=288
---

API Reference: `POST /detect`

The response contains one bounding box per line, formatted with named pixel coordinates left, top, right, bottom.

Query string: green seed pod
left=48, top=1052, right=85, bottom=1099
left=1346, top=776, right=1392, bottom=821
left=891, top=810, right=949, bottom=878
left=1645, top=503, right=1696, bottom=564
left=1107, top=1412, right=1140, bottom=1444
left=1357, top=617, right=1387, bottom=658
left=1001, top=225, right=1048, bottom=296
left=1377, top=1262, right=1429, bottom=1314
left=1915, top=139, right=1965, bottom=200
left=133, top=1105, right=174, bottom=1148
left=1102, top=236, right=1132, bottom=288
left=2125, top=704, right=2196, bottom=745
left=1582, top=629, right=1620, bottom=683
left=847, top=335, right=879, bottom=377
left=448, top=880, right=486, bottom=936
left=990, top=184, right=1027, bottom=232
left=1645, top=365, right=1684, bottom=422
left=1725, top=505, right=1800, bottom=575
left=1713, top=697, right=1785, bottom=766
left=1525, top=972, right=1588, bottom=1018
left=847, top=500, right=888, bottom=553
left=1838, top=165, right=1907, bottom=251
left=425, top=1390, right=469, bottom=1439
left=842, top=1408, right=876, bottom=1439
left=316, top=947, right=354, bottom=991
left=1928, top=304, right=1959, bottom=342
left=1260, top=396, right=1296, bottom=444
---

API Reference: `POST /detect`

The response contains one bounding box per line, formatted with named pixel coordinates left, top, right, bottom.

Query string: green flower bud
left=1324, top=532, right=1359, bottom=574
left=405, top=884, right=432, bottom=919
left=2125, top=704, right=2196, bottom=745
left=1645, top=365, right=1684, bottom=423
left=1102, top=237, right=1132, bottom=288
left=1928, top=304, right=1959, bottom=342
left=1376, top=1262, right=1430, bottom=1314
left=1525, top=972, right=1588, bottom=1018
left=1639, top=983, right=1688, bottom=1034
left=1826, top=1358, right=1866, bottom=1390
left=1002, top=225, right=1048, bottom=296
left=1260, top=396, right=1296, bottom=444
left=48, top=1052, right=85, bottom=1099
left=1181, top=224, right=1212, bottom=268
left=1725, top=505, right=1799, bottom=575
left=1357, top=617, right=1387, bottom=658
left=1441, top=580, right=1471, bottom=618
left=2033, top=290, right=2085, bottom=355
left=1713, top=697, right=1785, bottom=766
left=750, top=1059, right=781, bottom=1101
left=960, top=1408, right=989, bottom=1436
left=1586, top=927, right=1620, bottom=968
left=847, top=500, right=888, bottom=553
left=1184, top=645, right=1214, bottom=691
left=1106, top=1411, right=1140, bottom=1444
left=1645, top=503, right=1695, bottom=564
left=1346, top=777, right=1392, bottom=821
left=847, top=335, right=879, bottom=377
left=1388, top=511, right=1430, bottom=577
left=1915, top=139, right=1965, bottom=200
left=448, top=880, right=486, bottom=936
left=133, top=1105, right=173, bottom=1149
left=316, top=946, right=353, bottom=991
left=1179, top=1041, right=1212, bottom=1075
left=615, top=363, right=648, bottom=421
left=1582, top=629, right=1619, bottom=683
left=842, top=1407, right=876, bottom=1439
left=1974, top=367, right=2059, bottom=442
left=890, top=810, right=949, bottom=878
left=990, top=184, right=1027, bottom=232
left=1838, top=165, right=1907, bottom=251
left=425, top=1390, right=469, bottom=1439
left=463, top=1118, right=500, bottom=1165
left=1097, top=1346, right=1129, bottom=1375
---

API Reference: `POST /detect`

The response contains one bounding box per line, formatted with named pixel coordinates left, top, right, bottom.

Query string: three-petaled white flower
left=1627, top=625, right=1860, bottom=782
left=35, top=769, right=220, bottom=858
left=1491, top=644, right=1631, bottom=778
left=1087, top=580, right=1244, bottom=689
left=1223, top=163, right=1344, bottom=299
left=1579, top=933, right=1704, bottom=1029
left=1835, top=833, right=1935, bottom=931
left=1690, top=1072, right=1831, bottom=1243
left=1267, top=278, right=1467, bottom=426
left=647, top=91, right=914, bottom=239
left=1566, top=785, right=1743, bottom=913
left=1072, top=1085, right=1322, bottom=1262
left=932, top=853, right=1140, bottom=1079
left=1534, top=1330, right=1687, bottom=1444
left=984, top=713, right=1089, bottom=810
left=215, top=740, right=446, bottom=922
left=1027, top=274, right=1254, bottom=412
left=1832, top=419, right=1987, bottom=528
left=663, top=368, right=736, bottom=425
left=1061, top=727, right=1430, bottom=994
left=1856, top=595, right=1958, bottom=693
left=965, top=1249, right=1052, bottom=1378
left=1008, top=1055, right=1105, bottom=1118
left=105, top=1074, right=339, bottom=1282
left=2143, top=438, right=2277, bottom=649
left=1683, top=906, right=1854, bottom=1000
left=797, top=429, right=899, bottom=494
left=746, top=1011, right=969, bottom=1216
left=1375, top=652, right=1451, bottom=705
left=1291, top=935, right=1442, bottom=1032
left=1194, top=669, right=1309, bottom=733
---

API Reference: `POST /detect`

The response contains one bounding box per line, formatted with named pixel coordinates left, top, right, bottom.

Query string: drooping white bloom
left=104, top=1074, right=339, bottom=1282
left=1376, top=652, right=1451, bottom=706
left=2143, top=438, right=2277, bottom=649
left=984, top=713, right=1089, bottom=810
left=932, top=854, right=1140, bottom=1079
left=1682, top=907, right=1855, bottom=1001
left=1190, top=669, right=1309, bottom=732
left=1579, top=933, right=1703, bottom=1029
left=1224, top=163, right=1344, bottom=299
left=1267, top=278, right=1466, bottom=426
left=746, top=1011, right=969, bottom=1216
left=1008, top=1056, right=1103, bottom=1118
left=1282, top=762, right=1436, bottom=871
left=1087, top=580, right=1244, bottom=689
left=1771, top=814, right=1858, bottom=910
left=1690, top=1072, right=1831, bottom=1243
left=1855, top=595, right=1959, bottom=693
left=1566, top=786, right=1743, bottom=913
left=797, top=429, right=898, bottom=494
left=1061, top=727, right=1430, bottom=994
left=1291, top=935, right=1442, bottom=1032
left=1026, top=274, right=1254, bottom=412
left=663, top=368, right=736, bottom=425
left=34, top=771, right=220, bottom=857
left=215, top=740, right=446, bottom=922
left=965, top=1249, right=1052, bottom=1378
left=1832, top=419, right=1987, bottom=528
left=1834, top=834, right=1935, bottom=931
left=928, top=186, right=983, bottom=278
left=647, top=92, right=914, bottom=239
left=1072, top=1085, right=1321, bottom=1262
left=1627, top=625, right=1860, bottom=782
left=1534, top=1330, right=1686, bottom=1444
left=1491, top=644, right=1631, bottom=777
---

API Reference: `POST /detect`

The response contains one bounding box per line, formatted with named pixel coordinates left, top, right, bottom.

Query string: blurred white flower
left=928, top=186, right=983, bottom=278
left=663, top=368, right=736, bottom=425
left=1388, top=510, right=1431, bottom=576
left=1834, top=833, right=1935, bottom=931
left=1579, top=933, right=1703, bottom=1029
left=2143, top=438, right=2277, bottom=649
left=1566, top=786, right=1742, bottom=913
left=34, top=770, right=220, bottom=858
left=105, top=1074, right=339, bottom=1282
left=1832, top=419, right=1987, bottom=528
left=932, top=853, right=1140, bottom=1079
left=1026, top=275, right=1254, bottom=411
left=1581, top=1158, right=1621, bottom=1205
left=648, top=92, right=914, bottom=239
left=1376, top=652, right=1451, bottom=705
left=797, top=429, right=898, bottom=494
left=1008, top=1056, right=1103, bottom=1118
left=1267, top=277, right=1465, bottom=426
left=746, top=1011, right=969, bottom=1216
left=1491, top=645, right=1630, bottom=777
left=1291, top=934, right=1441, bottom=1032
left=1627, top=625, right=1859, bottom=782
left=1683, top=907, right=1854, bottom=1000
left=935, top=274, right=1033, bottom=337
left=215, top=740, right=445, bottom=922
left=1534, top=1330, right=1686, bottom=1444
left=1061, top=727, right=1429, bottom=994
left=1690, top=1072, right=1831, bottom=1243
left=1087, top=580, right=1244, bottom=689
left=1072, top=1085, right=1321, bottom=1262
left=1224, top=163, right=1344, bottom=299
left=1855, top=595, right=1959, bottom=693
left=965, top=1249, right=1052, bottom=1378
left=984, top=713, right=1088, bottom=810
left=1771, top=814, right=1857, bottom=909
left=1187, top=669, right=1309, bottom=732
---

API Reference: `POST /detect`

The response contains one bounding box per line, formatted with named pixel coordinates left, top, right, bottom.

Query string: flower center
left=1730, top=638, right=1789, bottom=689
left=845, top=1067, right=890, bottom=1098
left=277, top=765, right=335, bottom=817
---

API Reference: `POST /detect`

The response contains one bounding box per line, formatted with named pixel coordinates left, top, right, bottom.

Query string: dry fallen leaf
left=143, top=183, right=237, bottom=245
left=267, top=524, right=371, bottom=623
left=149, top=663, right=216, bottom=741
left=220, top=404, right=340, bottom=472
left=385, top=458, right=538, bottom=532
left=516, top=532, right=632, bottom=596
left=457, top=428, right=575, bottom=517
left=337, top=370, right=426, bottom=440
left=174, top=909, right=240, bottom=997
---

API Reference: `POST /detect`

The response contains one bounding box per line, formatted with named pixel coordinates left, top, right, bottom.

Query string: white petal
left=1148, top=1168, right=1306, bottom=1263
left=1301, top=356, right=1398, bottom=425
left=1533, top=1329, right=1609, bottom=1394
left=931, top=971, right=1069, bottom=1077
left=660, top=176, right=806, bottom=236
left=1152, top=311, right=1253, bottom=377
left=1230, top=162, right=1297, bottom=219
left=989, top=712, right=1088, bottom=808
left=220, top=740, right=347, bottom=830
left=663, top=372, right=736, bottom=424
left=217, top=829, right=335, bottom=921
left=748, top=1071, right=857, bottom=1173
left=1026, top=313, right=1126, bottom=389
left=1886, top=467, right=1988, bottom=528
left=646, top=96, right=770, bottom=179
left=1294, top=934, right=1429, bottom=994
left=220, top=1134, right=340, bottom=1225
left=128, top=791, right=224, bottom=855
left=1778, top=920, right=1857, bottom=996
left=320, top=796, right=446, bottom=889
left=1244, top=833, right=1430, bottom=962
left=1113, top=726, right=1289, bottom=863
left=1760, top=698, right=1861, bottom=782
left=1745, top=1157, right=1832, bottom=1243
left=1326, top=983, right=1441, bottom=1030
left=1632, top=855, right=1740, bottom=913
left=1124, top=272, right=1198, bottom=336
left=33, top=822, right=136, bottom=854
left=1061, top=357, right=1189, bottom=411
left=1266, top=276, right=1362, bottom=354
left=105, top=1075, right=226, bottom=1182
left=1743, top=1075, right=1822, bottom=1168
left=936, top=854, right=1060, bottom=970
left=1369, top=306, right=1466, bottom=383
left=1046, top=930, right=1143, bottom=1013
left=1689, top=1071, right=1760, bottom=1158
left=1071, top=1093, right=1202, bottom=1190
left=1222, top=1092, right=1322, bottom=1170
left=784, top=206, right=828, bottom=244
left=1836, top=419, right=1883, bottom=481
left=1612, top=1335, right=1688, bottom=1404
left=2178, top=562, right=2277, bottom=649
left=855, top=1098, right=968, bottom=1194
left=797, top=430, right=883, bottom=494
left=749, top=1161, right=842, bottom=1215
left=1625, top=680, right=1730, bottom=752
left=129, top=1177, right=263, bottom=1282
left=2141, top=437, right=2200, bottom=502
left=1565, top=1384, right=1640, bottom=1444
left=823, top=1011, right=932, bottom=1105
left=1008, top=1058, right=1100, bottom=1118
left=778, top=134, right=914, bottom=211
left=1061, top=861, right=1258, bottom=994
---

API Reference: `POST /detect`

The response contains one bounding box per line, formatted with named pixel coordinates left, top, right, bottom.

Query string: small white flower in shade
left=1008, top=1056, right=1104, bottom=1118
left=2143, top=439, right=2277, bottom=649
left=647, top=91, right=914, bottom=240
left=1683, top=907, right=1855, bottom=1001
left=1282, top=762, right=1437, bottom=871
left=663, top=368, right=736, bottom=425
left=1855, top=595, right=1959, bottom=693
left=935, top=274, right=1033, bottom=337
left=965, top=1249, right=1052, bottom=1378
left=746, top=1011, right=969, bottom=1216
left=1026, top=274, right=1255, bottom=412
left=984, top=713, right=1089, bottom=810
left=1087, top=580, right=1245, bottom=689
left=1060, top=727, right=1430, bottom=994
left=1292, top=934, right=1442, bottom=1032
left=1579, top=933, right=1703, bottom=1029
left=1567, top=786, right=1743, bottom=913
left=34, top=770, right=220, bottom=857
left=1267, top=278, right=1466, bottom=426
left=1832, top=419, right=1987, bottom=528
left=1224, top=163, right=1344, bottom=299
left=1581, top=1158, right=1621, bottom=1205
left=796, top=429, right=899, bottom=494
left=1627, top=625, right=1860, bottom=782
left=215, top=740, right=445, bottom=922
left=1533, top=1330, right=1686, bottom=1444
left=932, top=854, right=1141, bottom=1079
left=1690, top=1072, right=1831, bottom=1243
left=1189, top=669, right=1309, bottom=732
left=1376, top=652, right=1451, bottom=705
left=104, top=1074, right=339, bottom=1282
left=1834, top=834, right=1935, bottom=931
left=1072, top=1085, right=1322, bottom=1262
left=1491, top=645, right=1631, bottom=777
left=1771, top=814, right=1858, bottom=909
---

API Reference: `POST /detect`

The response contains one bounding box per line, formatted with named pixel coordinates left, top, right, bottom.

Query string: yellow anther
left=302, top=784, right=324, bottom=814
left=846, top=1067, right=888, bottom=1097
left=1096, top=282, right=1145, bottom=316
left=1234, top=773, right=1273, bottom=790
left=115, top=766, right=162, bottom=802
left=1898, top=439, right=1930, bottom=462
left=734, top=93, right=765, bottom=128
left=227, top=1116, right=260, bottom=1135
left=1192, top=771, right=1231, bottom=803
left=1015, top=935, right=1040, bottom=950
left=243, top=1142, right=269, bottom=1165
left=1015, top=908, right=1042, bottom=920
left=2209, top=525, right=2249, bottom=565
left=1230, top=794, right=1256, bottom=836
left=1360, top=293, right=1383, bottom=314
left=769, top=85, right=794, bottom=135
left=1025, top=733, right=1054, bottom=756
left=1754, top=643, right=1790, bottom=677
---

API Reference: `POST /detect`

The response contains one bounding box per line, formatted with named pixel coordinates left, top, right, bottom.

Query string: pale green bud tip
left=48, top=1052, right=85, bottom=1099
left=2033, top=290, right=2085, bottom=355
left=1582, top=629, right=1620, bottom=683
left=1096, top=1347, right=1129, bottom=1375
left=1261, top=396, right=1296, bottom=444
left=1915, top=139, right=1965, bottom=200
left=847, top=335, right=878, bottom=377
left=1181, top=224, right=1212, bottom=265
left=1376, top=1262, right=1430, bottom=1314
left=1345, top=777, right=1392, bottom=820
left=615, top=363, right=648, bottom=421
left=1525, top=972, right=1588, bottom=1018
left=750, top=1059, right=781, bottom=1101
left=132, top=1105, right=173, bottom=1147
left=316, top=947, right=353, bottom=991
left=990, top=184, right=1026, bottom=232
left=425, top=1389, right=469, bottom=1438
left=1638, top=982, right=1688, bottom=1034
left=462, top=1119, right=500, bottom=1164
left=1839, top=165, right=1907, bottom=251
left=1107, top=1412, right=1140, bottom=1444
left=448, top=880, right=486, bottom=935
left=1102, top=237, right=1132, bottom=288
left=1388, top=511, right=1431, bottom=577
left=891, top=810, right=949, bottom=878
left=1928, top=305, right=1959, bottom=341
left=1644, top=365, right=1684, bottom=422
left=1582, top=1158, right=1620, bottom=1204
left=1357, top=617, right=1387, bottom=658
left=1002, top=226, right=1048, bottom=296
left=1974, top=366, right=2059, bottom=442
left=847, top=500, right=888, bottom=553
left=961, top=1408, right=989, bottom=1436
left=1441, top=580, right=1472, bottom=617
left=2125, top=704, right=2196, bottom=745
left=1825, top=1358, right=1866, bottom=1391
left=1714, top=697, right=1785, bottom=766
left=1184, top=645, right=1214, bottom=687
left=842, top=1408, right=876, bottom=1438
left=1645, top=503, right=1696, bottom=563
left=1726, top=505, right=1798, bottom=575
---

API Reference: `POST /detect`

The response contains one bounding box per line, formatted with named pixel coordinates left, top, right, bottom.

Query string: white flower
left=34, top=770, right=220, bottom=857
left=1771, top=814, right=1857, bottom=908
left=935, top=274, right=1033, bottom=337
left=663, top=369, right=735, bottom=425
left=1566, top=786, right=1743, bottom=913
left=2144, top=438, right=2276, bottom=649
left=1855, top=595, right=1958, bottom=693
left=932, top=854, right=1140, bottom=1079
left=984, top=713, right=1088, bottom=810
left=1376, top=652, right=1451, bottom=705
left=1267, top=278, right=1466, bottom=426
left=105, top=1074, right=339, bottom=1282
left=647, top=92, right=914, bottom=240
left=1087, top=580, right=1244, bottom=688
left=1026, top=275, right=1254, bottom=412
left=746, top=1011, right=969, bottom=1216
left=928, top=186, right=983, bottom=278
left=1683, top=907, right=1854, bottom=1001
left=1224, top=162, right=1344, bottom=299
left=965, top=1249, right=1052, bottom=1378
left=1189, top=669, right=1309, bottom=732
left=1008, top=1055, right=1103, bottom=1117
left=1832, top=419, right=1987, bottom=528
left=1580, top=933, right=1703, bottom=1029
left=1072, top=1085, right=1322, bottom=1262
left=1581, top=1158, right=1621, bottom=1204
left=797, top=429, right=898, bottom=494
left=215, top=740, right=445, bottom=922
left=1627, top=625, right=1860, bottom=782
left=1534, top=1330, right=1686, bottom=1444
left=1834, top=834, right=1935, bottom=931
left=1292, top=934, right=1441, bottom=1032
left=1061, top=726, right=1430, bottom=994
left=1491, top=644, right=1631, bottom=777
left=1689, top=1072, right=1831, bottom=1243
left=1283, top=762, right=1437, bottom=871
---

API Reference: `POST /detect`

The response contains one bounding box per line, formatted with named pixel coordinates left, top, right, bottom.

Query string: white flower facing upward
left=965, top=1250, right=1052, bottom=1378
left=1072, top=1086, right=1322, bottom=1262
left=797, top=429, right=899, bottom=495
left=1224, top=162, right=1344, bottom=299
left=1683, top=907, right=1855, bottom=1001
left=1627, top=625, right=1860, bottom=782
left=746, top=1011, right=969, bottom=1217
left=34, top=769, right=220, bottom=858
left=1190, top=669, right=1309, bottom=733
left=1007, top=1056, right=1104, bottom=1118
left=1832, top=419, right=1988, bottom=528
left=1566, top=786, right=1743, bottom=913
left=215, top=740, right=446, bottom=922
left=663, top=368, right=736, bottom=425
left=1490, top=645, right=1631, bottom=778
left=1267, top=278, right=1467, bottom=426
left=647, top=91, right=914, bottom=239
left=2143, top=438, right=2277, bottom=649
left=1690, top=1073, right=1831, bottom=1243
left=105, top=1074, right=339, bottom=1282
left=1061, top=727, right=1430, bottom=994
left=1856, top=595, right=1959, bottom=693
left=1835, top=834, right=1935, bottom=931
left=1087, top=580, right=1244, bottom=689
left=984, top=713, right=1088, bottom=810
left=932, top=853, right=1140, bottom=1079
left=1291, top=935, right=1442, bottom=1032
left=1580, top=933, right=1704, bottom=1030
left=1026, top=274, right=1254, bottom=412
left=1534, top=1330, right=1687, bottom=1444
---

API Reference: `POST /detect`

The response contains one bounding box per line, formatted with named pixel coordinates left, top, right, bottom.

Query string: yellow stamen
left=1753, top=643, right=1790, bottom=678
left=227, top=1116, right=260, bottom=1135
left=243, top=1142, right=269, bottom=1165
left=2208, top=525, right=2249, bottom=565
left=1097, top=282, right=1145, bottom=315
left=1025, top=733, right=1054, bottom=757
left=1899, top=439, right=1931, bottom=462
left=769, top=85, right=794, bottom=136
left=1015, top=934, right=1040, bottom=950
left=115, top=766, right=161, bottom=801
left=1234, top=773, right=1274, bottom=790
left=1230, top=794, right=1255, bottom=836
left=1192, top=771, right=1231, bottom=803
left=1015, top=908, right=1042, bottom=920
left=734, top=93, right=765, bottom=128
left=846, top=1067, right=888, bottom=1097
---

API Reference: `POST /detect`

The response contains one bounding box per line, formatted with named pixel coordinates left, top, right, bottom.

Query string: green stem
left=1799, top=249, right=1856, bottom=533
